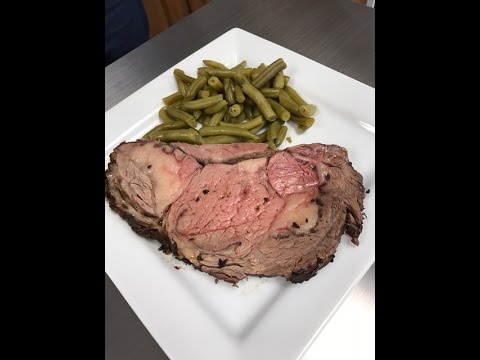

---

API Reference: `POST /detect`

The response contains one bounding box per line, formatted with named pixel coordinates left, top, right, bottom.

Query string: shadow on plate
left=158, top=250, right=291, bottom=341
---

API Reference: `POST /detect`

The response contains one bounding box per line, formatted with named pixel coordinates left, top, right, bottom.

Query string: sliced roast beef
left=170, top=142, right=273, bottom=164
left=105, top=140, right=365, bottom=284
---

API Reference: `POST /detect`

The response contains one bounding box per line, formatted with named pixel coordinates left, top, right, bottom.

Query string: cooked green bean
left=233, top=70, right=249, bottom=85
left=259, top=130, right=268, bottom=141
left=200, top=68, right=252, bottom=79
left=249, top=118, right=266, bottom=134
left=230, top=112, right=246, bottom=124
left=223, top=113, right=232, bottom=123
left=252, top=58, right=287, bottom=89
left=156, top=121, right=190, bottom=131
left=173, top=69, right=195, bottom=83
left=299, top=104, right=316, bottom=117
left=250, top=68, right=260, bottom=81
left=202, top=135, right=244, bottom=144
left=260, top=88, right=280, bottom=98
left=176, top=76, right=187, bottom=96
left=224, top=78, right=235, bottom=105
left=165, top=106, right=197, bottom=128
left=229, top=115, right=243, bottom=124
left=199, top=126, right=259, bottom=140
left=197, top=66, right=214, bottom=72
left=184, top=75, right=207, bottom=101
left=290, top=115, right=315, bottom=127
left=207, top=107, right=228, bottom=127
left=172, top=100, right=183, bottom=109
left=206, top=85, right=218, bottom=96
left=248, top=130, right=268, bottom=143
left=198, top=90, right=210, bottom=99
left=193, top=110, right=202, bottom=120
left=207, top=76, right=224, bottom=91
left=143, top=128, right=158, bottom=139
left=162, top=91, right=183, bottom=105
left=201, top=68, right=234, bottom=78
left=244, top=103, right=254, bottom=119
left=154, top=60, right=318, bottom=145
left=284, top=85, right=307, bottom=105
left=228, top=103, right=244, bottom=117
left=197, top=68, right=209, bottom=77
left=267, top=141, right=277, bottom=150
left=241, top=82, right=277, bottom=121
left=203, top=60, right=228, bottom=70
left=297, top=125, right=308, bottom=134
left=143, top=120, right=189, bottom=139
left=200, top=114, right=211, bottom=124
left=234, top=84, right=245, bottom=103
left=266, top=98, right=290, bottom=121
left=251, top=63, right=266, bottom=81
left=242, top=68, right=252, bottom=78
left=183, top=94, right=223, bottom=110
left=204, top=99, right=228, bottom=115
left=250, top=67, right=261, bottom=81
left=279, top=90, right=302, bottom=116
left=249, top=124, right=264, bottom=134
left=148, top=129, right=202, bottom=144
left=231, top=60, right=246, bottom=70
left=220, top=115, right=264, bottom=130
left=275, top=126, right=288, bottom=147
left=267, top=120, right=282, bottom=142
left=159, top=107, right=175, bottom=123
left=273, top=70, right=285, bottom=89
left=286, top=136, right=292, bottom=143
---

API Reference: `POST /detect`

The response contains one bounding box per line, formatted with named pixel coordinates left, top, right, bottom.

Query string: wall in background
left=143, top=1, right=373, bottom=39
left=142, top=0, right=211, bottom=38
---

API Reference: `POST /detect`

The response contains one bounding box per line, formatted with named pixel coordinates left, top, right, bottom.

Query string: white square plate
left=105, top=28, right=375, bottom=360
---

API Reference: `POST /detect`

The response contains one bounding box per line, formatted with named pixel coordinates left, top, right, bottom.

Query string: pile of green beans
left=143, top=58, right=317, bottom=148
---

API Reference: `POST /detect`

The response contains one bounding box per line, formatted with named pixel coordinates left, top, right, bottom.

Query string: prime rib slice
left=105, top=140, right=365, bottom=284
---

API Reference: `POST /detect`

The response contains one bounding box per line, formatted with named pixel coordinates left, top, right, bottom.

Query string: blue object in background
left=105, top=0, right=149, bottom=66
